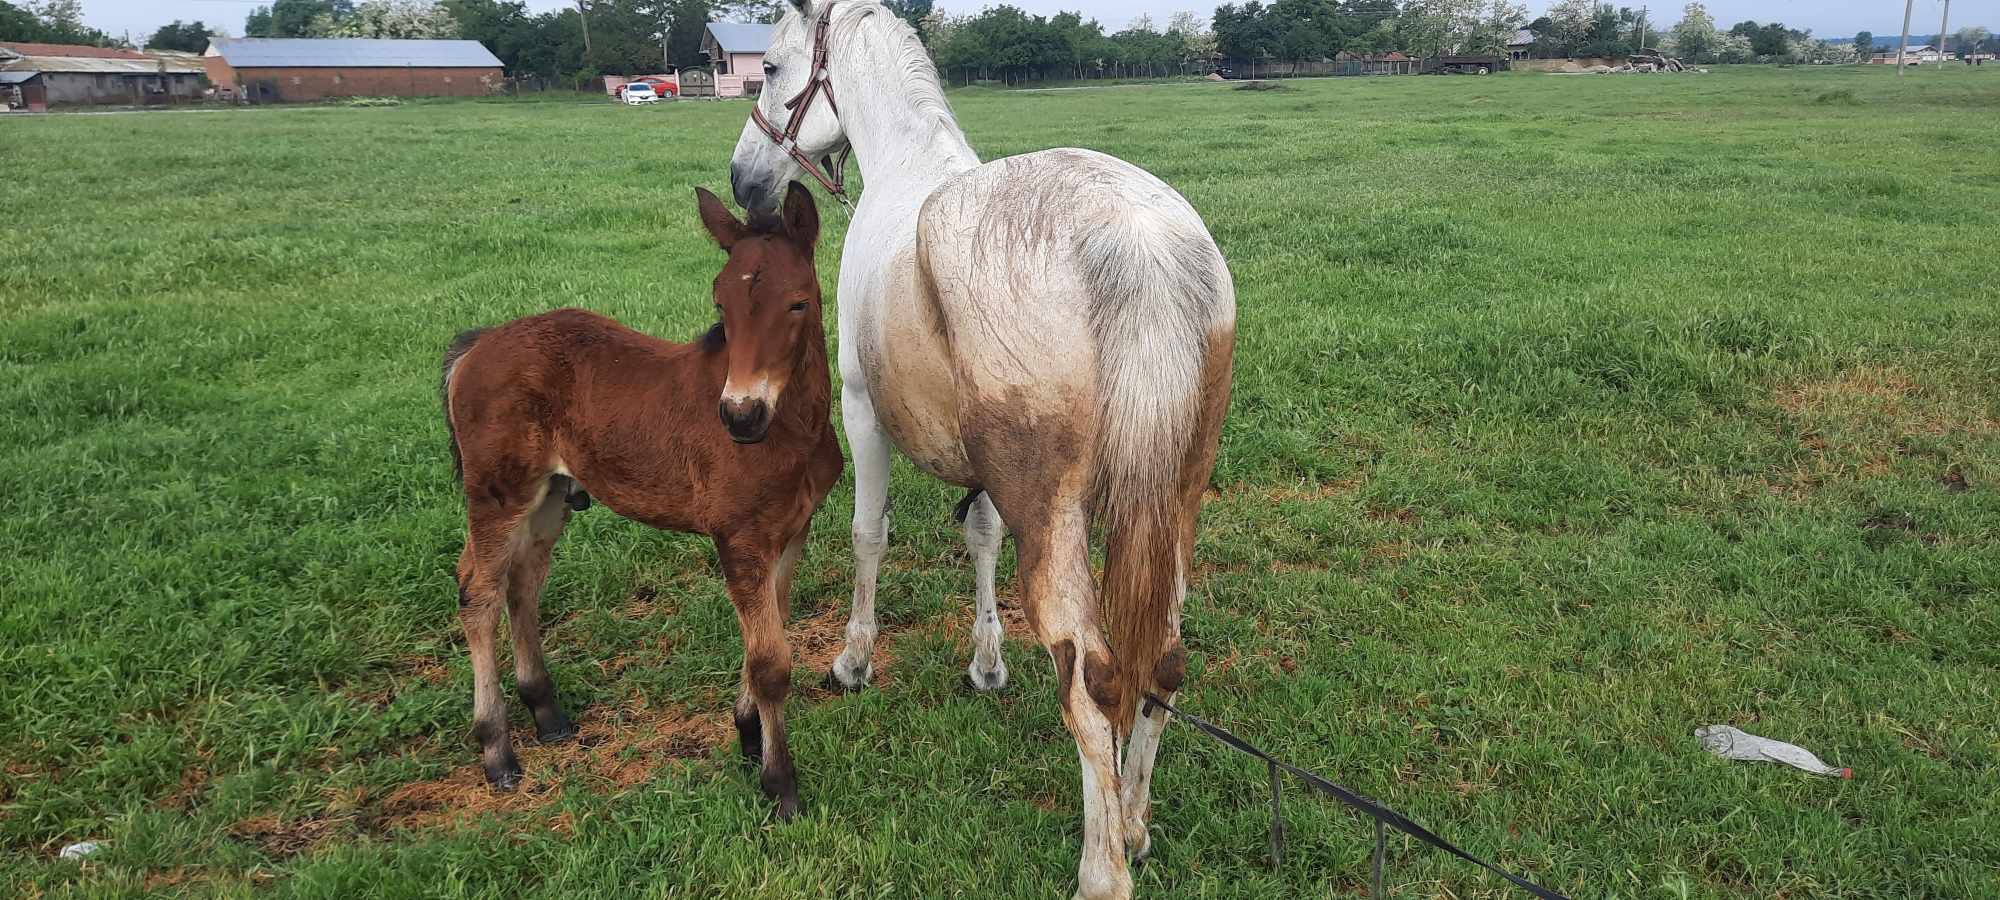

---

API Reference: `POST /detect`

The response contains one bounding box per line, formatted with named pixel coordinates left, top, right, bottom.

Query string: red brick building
left=203, top=38, right=502, bottom=102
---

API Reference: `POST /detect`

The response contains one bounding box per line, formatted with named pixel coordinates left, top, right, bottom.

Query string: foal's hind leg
left=458, top=479, right=552, bottom=790
left=508, top=479, right=575, bottom=744
left=962, top=491, right=1009, bottom=691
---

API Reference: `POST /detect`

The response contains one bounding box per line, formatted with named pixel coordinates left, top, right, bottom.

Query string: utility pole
left=577, top=0, right=594, bottom=63
left=1937, top=0, right=1951, bottom=67
left=1896, top=0, right=1913, bottom=75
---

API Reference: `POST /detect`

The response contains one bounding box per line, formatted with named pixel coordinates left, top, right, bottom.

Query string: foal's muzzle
left=720, top=397, right=772, bottom=444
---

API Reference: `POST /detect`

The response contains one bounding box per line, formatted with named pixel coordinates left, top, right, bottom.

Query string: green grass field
left=3, top=65, right=1998, bottom=898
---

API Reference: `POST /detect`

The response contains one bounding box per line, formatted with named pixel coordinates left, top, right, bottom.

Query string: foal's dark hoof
left=735, top=709, right=763, bottom=765
left=535, top=723, right=577, bottom=745
left=772, top=795, right=802, bottom=822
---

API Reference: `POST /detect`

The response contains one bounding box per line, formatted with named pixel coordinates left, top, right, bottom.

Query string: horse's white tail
left=1079, top=205, right=1231, bottom=734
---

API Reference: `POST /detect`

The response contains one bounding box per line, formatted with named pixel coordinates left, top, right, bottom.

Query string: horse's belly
left=860, top=248, right=975, bottom=486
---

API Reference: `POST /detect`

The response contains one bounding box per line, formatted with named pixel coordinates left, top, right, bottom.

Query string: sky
left=74, top=0, right=1997, bottom=50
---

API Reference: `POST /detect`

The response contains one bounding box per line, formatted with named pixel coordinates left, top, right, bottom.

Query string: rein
left=1143, top=693, right=1572, bottom=900
left=748, top=1, right=852, bottom=206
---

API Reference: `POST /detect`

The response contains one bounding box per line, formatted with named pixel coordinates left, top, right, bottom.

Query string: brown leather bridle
left=748, top=2, right=851, bottom=206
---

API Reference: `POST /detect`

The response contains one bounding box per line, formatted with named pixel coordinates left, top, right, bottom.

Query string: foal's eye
left=762, top=62, right=777, bottom=76
left=788, top=301, right=808, bottom=313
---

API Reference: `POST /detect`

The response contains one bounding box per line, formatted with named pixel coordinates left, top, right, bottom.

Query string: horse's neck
left=833, top=27, right=979, bottom=208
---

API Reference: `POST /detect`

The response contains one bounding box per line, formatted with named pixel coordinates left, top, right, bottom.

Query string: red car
left=618, top=74, right=678, bottom=98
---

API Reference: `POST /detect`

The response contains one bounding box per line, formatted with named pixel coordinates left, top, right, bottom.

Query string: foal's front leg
left=718, top=531, right=802, bottom=819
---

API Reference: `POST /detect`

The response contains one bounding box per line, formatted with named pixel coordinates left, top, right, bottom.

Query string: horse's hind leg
left=509, top=477, right=575, bottom=744
left=1012, top=505, right=1131, bottom=900
left=962, top=491, right=1008, bottom=691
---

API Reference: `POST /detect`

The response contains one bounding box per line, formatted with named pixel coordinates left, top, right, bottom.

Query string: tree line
left=7, top=0, right=1998, bottom=85
left=1, top=0, right=123, bottom=47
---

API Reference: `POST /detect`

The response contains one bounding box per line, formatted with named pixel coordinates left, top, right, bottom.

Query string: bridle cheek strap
left=748, top=1, right=851, bottom=205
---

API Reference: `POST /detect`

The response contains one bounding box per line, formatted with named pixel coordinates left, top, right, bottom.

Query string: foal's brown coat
left=440, top=184, right=840, bottom=817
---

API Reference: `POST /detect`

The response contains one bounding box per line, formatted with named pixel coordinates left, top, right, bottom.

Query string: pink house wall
left=716, top=51, right=765, bottom=97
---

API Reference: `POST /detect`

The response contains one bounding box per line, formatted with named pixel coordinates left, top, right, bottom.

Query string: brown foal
left=439, top=183, right=840, bottom=818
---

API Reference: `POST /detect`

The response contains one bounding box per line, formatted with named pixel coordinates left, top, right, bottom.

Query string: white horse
left=728, top=2, right=1234, bottom=896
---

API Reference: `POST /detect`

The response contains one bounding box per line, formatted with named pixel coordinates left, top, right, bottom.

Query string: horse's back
left=914, top=147, right=1233, bottom=442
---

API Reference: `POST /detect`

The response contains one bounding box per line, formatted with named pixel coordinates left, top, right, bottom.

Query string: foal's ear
left=695, top=187, right=746, bottom=251
left=780, top=181, right=820, bottom=251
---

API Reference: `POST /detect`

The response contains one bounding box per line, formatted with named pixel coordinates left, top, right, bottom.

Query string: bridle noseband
left=748, top=2, right=852, bottom=206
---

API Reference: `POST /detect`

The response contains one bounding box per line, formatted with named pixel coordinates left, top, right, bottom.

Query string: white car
left=622, top=83, right=659, bottom=105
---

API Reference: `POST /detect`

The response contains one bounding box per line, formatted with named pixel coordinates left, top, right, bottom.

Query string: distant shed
left=203, top=38, right=503, bottom=101
left=1, top=69, right=47, bottom=111
left=0, top=42, right=204, bottom=106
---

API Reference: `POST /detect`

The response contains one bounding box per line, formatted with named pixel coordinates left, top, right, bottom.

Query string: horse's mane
left=831, top=1, right=968, bottom=149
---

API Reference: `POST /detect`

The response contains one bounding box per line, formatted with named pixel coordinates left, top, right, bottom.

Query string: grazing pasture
left=3, top=65, right=1998, bottom=898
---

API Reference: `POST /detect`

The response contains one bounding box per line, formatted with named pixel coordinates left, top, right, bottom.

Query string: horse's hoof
left=1126, top=830, right=1153, bottom=864
left=535, top=724, right=577, bottom=745
left=487, top=769, right=523, bottom=793
left=772, top=795, right=802, bottom=822
left=824, top=660, right=870, bottom=691
left=965, top=660, right=1009, bottom=692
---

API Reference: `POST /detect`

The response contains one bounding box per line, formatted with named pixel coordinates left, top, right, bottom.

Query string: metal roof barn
left=206, top=38, right=503, bottom=68
left=202, top=38, right=506, bottom=102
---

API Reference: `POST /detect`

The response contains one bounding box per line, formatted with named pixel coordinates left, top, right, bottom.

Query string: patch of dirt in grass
left=1365, top=505, right=1419, bottom=525
left=1365, top=540, right=1414, bottom=564
left=231, top=813, right=339, bottom=858
left=1769, top=366, right=1995, bottom=497
left=1212, top=472, right=1366, bottom=504
left=1191, top=560, right=1250, bottom=584
left=364, top=699, right=730, bottom=832
left=395, top=655, right=451, bottom=687
left=159, top=757, right=214, bottom=812
left=144, top=867, right=205, bottom=890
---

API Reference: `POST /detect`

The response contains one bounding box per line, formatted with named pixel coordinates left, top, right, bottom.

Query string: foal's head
left=695, top=182, right=824, bottom=444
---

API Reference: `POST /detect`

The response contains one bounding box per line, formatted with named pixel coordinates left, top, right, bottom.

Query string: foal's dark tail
left=440, top=327, right=489, bottom=479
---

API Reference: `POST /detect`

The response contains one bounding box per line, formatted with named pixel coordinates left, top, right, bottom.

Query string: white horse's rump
left=730, top=4, right=1234, bottom=897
